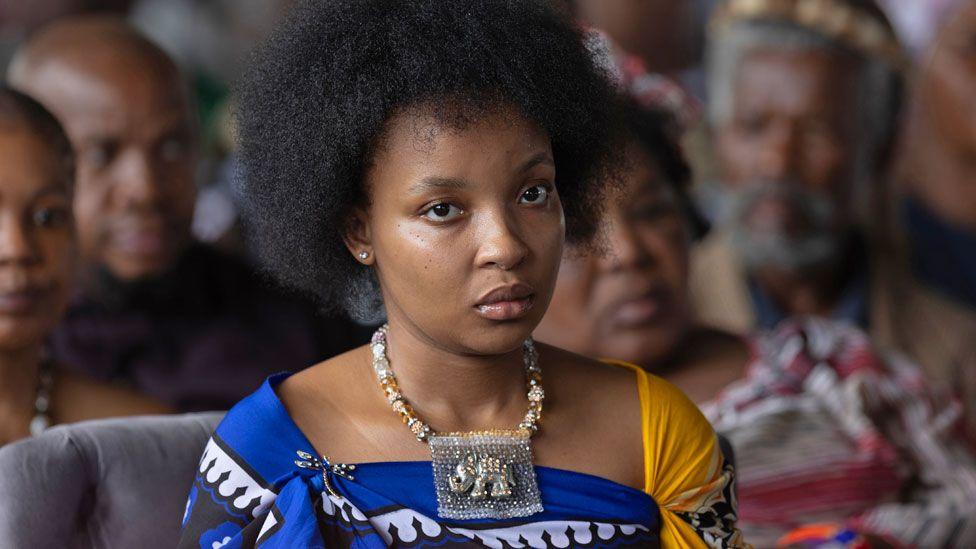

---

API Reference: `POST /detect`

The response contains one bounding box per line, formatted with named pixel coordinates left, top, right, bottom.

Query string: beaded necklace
left=370, top=324, right=545, bottom=520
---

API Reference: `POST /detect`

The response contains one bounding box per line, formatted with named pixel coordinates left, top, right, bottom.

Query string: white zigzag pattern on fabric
left=198, top=438, right=277, bottom=519
left=322, top=493, right=370, bottom=524
left=257, top=510, right=278, bottom=540
left=321, top=492, right=649, bottom=549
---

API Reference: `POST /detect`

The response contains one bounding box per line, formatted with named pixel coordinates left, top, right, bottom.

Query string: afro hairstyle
left=620, top=99, right=709, bottom=240
left=237, top=0, right=622, bottom=321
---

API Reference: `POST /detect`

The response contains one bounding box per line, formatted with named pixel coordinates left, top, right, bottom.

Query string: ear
left=342, top=206, right=374, bottom=265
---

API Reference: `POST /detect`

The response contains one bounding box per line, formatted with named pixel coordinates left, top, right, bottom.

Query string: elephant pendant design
left=429, top=431, right=543, bottom=519
left=448, top=452, right=516, bottom=500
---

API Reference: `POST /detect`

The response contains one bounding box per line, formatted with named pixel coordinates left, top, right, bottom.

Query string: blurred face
left=0, top=125, right=74, bottom=350
left=18, top=54, right=197, bottom=282
left=715, top=49, right=860, bottom=270
left=536, top=144, right=691, bottom=365
left=352, top=108, right=564, bottom=356
left=909, top=0, right=976, bottom=229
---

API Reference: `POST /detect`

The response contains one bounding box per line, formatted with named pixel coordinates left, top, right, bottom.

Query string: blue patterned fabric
left=179, top=374, right=661, bottom=548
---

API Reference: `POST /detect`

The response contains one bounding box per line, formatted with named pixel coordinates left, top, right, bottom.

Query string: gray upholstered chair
left=0, top=412, right=222, bottom=549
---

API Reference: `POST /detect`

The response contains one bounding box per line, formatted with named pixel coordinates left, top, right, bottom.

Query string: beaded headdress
left=710, top=0, right=906, bottom=69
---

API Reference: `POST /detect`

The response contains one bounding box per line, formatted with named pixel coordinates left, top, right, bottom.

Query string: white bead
left=29, top=415, right=50, bottom=437
left=369, top=323, right=544, bottom=439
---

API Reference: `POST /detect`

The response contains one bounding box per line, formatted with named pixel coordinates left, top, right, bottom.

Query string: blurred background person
left=0, top=87, right=168, bottom=446
left=690, top=0, right=976, bottom=428
left=7, top=16, right=363, bottom=412
left=535, top=101, right=712, bottom=380
left=127, top=0, right=299, bottom=251
left=882, top=0, right=976, bottom=440
left=537, top=97, right=976, bottom=548
left=5, top=1, right=299, bottom=253
left=892, top=0, right=976, bottom=311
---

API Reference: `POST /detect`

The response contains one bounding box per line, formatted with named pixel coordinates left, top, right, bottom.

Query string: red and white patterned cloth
left=702, top=318, right=976, bottom=548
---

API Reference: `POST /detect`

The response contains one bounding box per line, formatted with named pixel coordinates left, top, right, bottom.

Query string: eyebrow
left=407, top=151, right=555, bottom=195
left=518, top=151, right=555, bottom=173
left=408, top=176, right=469, bottom=195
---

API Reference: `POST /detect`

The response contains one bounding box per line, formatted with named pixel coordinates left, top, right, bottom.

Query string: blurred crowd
left=1, top=0, right=976, bottom=546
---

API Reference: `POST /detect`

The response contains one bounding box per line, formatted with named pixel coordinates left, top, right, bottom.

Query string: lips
left=0, top=286, right=51, bottom=315
left=607, top=287, right=673, bottom=328
left=111, top=225, right=170, bottom=257
left=475, top=283, right=536, bottom=321
left=106, top=214, right=181, bottom=262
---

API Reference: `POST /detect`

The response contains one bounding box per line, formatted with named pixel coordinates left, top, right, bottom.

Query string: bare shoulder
left=274, top=344, right=423, bottom=462
left=56, top=371, right=172, bottom=422
left=537, top=343, right=643, bottom=439
left=534, top=343, right=646, bottom=489
left=538, top=343, right=641, bottom=402
left=275, top=345, right=384, bottom=449
left=277, top=345, right=371, bottom=411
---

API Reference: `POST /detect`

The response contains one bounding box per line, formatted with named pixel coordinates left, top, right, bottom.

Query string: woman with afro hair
left=179, top=1, right=747, bottom=547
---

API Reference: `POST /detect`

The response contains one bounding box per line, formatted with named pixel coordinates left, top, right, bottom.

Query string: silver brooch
left=295, top=450, right=356, bottom=497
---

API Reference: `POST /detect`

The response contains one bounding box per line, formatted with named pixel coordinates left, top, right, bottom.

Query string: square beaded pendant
left=429, top=430, right=543, bottom=520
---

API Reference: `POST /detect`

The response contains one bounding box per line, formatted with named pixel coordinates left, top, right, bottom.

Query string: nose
left=757, top=120, right=801, bottom=183
left=474, top=210, right=530, bottom=271
left=600, top=215, right=652, bottom=272
left=114, top=149, right=164, bottom=209
left=0, top=213, right=38, bottom=267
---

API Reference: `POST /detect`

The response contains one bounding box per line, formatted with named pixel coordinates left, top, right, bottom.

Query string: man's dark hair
left=237, top=0, right=622, bottom=320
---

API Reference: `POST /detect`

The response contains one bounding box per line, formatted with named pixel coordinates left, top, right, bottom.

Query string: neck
left=380, top=319, right=529, bottom=433
left=656, top=327, right=751, bottom=404
left=81, top=246, right=195, bottom=311
left=755, top=269, right=839, bottom=316
left=0, top=344, right=44, bottom=440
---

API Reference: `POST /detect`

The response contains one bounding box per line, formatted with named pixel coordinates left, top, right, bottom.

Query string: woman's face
left=536, top=143, right=692, bottom=366
left=353, top=108, right=564, bottom=355
left=0, top=124, right=75, bottom=351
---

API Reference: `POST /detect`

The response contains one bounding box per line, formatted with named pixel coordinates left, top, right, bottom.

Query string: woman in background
left=537, top=99, right=976, bottom=548
left=0, top=87, right=168, bottom=447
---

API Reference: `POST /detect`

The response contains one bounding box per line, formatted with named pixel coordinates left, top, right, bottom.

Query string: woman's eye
left=33, top=207, right=69, bottom=228
left=519, top=184, right=549, bottom=205
left=422, top=202, right=463, bottom=222
left=159, top=137, right=189, bottom=163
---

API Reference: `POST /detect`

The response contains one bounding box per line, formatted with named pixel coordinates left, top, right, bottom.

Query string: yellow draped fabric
left=606, top=360, right=751, bottom=549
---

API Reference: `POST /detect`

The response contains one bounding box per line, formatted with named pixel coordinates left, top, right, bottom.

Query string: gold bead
left=410, top=421, right=428, bottom=437
left=369, top=323, right=545, bottom=443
